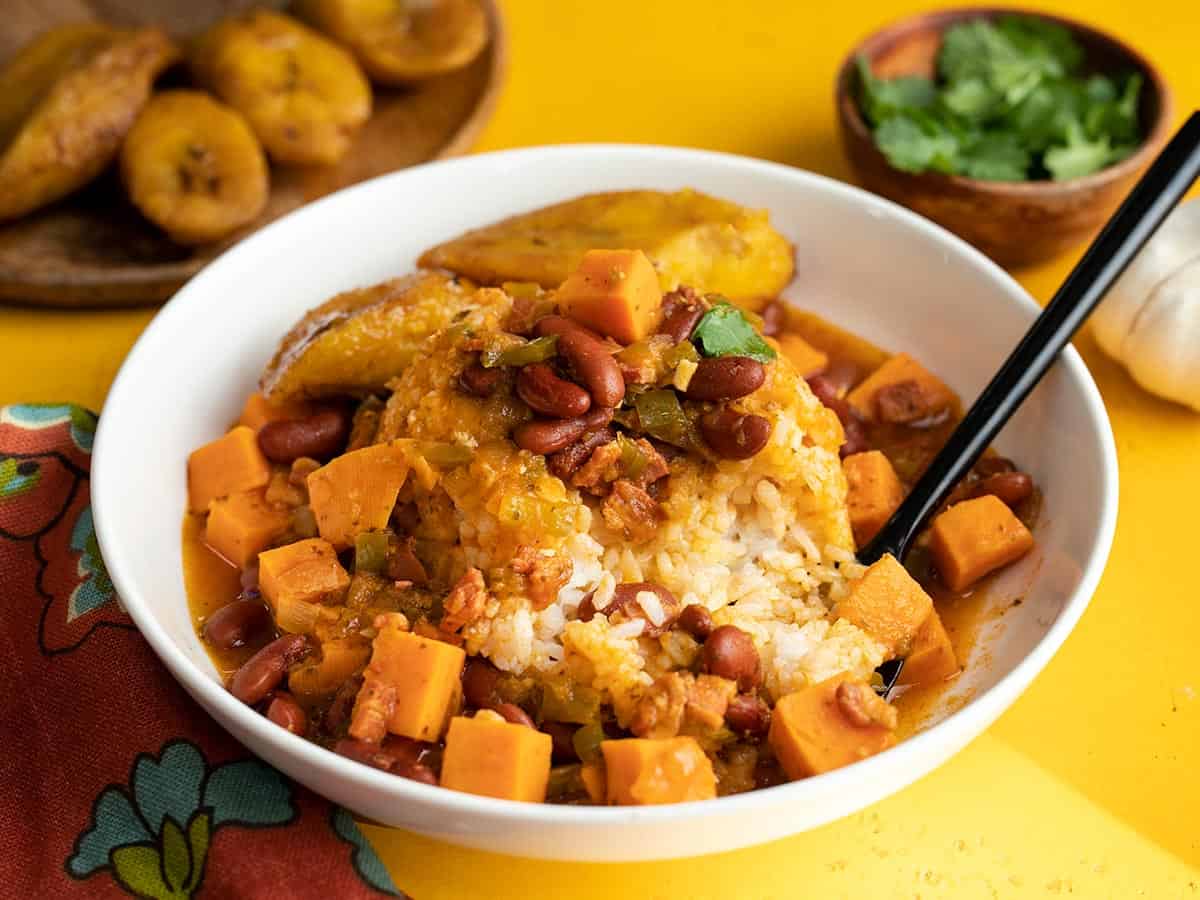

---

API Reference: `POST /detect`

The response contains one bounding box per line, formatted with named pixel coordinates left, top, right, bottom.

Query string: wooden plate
left=0, top=0, right=507, bottom=307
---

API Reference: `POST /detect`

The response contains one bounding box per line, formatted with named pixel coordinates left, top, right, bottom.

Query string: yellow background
left=3, top=1, right=1198, bottom=896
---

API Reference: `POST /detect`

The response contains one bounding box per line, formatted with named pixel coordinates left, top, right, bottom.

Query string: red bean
left=658, top=302, right=705, bottom=344
left=266, top=691, right=308, bottom=735
left=970, top=471, right=1034, bottom=508
left=229, top=634, right=310, bottom=705
left=517, top=363, right=592, bottom=417
left=580, top=582, right=681, bottom=637
left=557, top=330, right=625, bottom=407
left=335, top=738, right=396, bottom=771
left=677, top=604, right=714, bottom=641
left=699, top=408, right=772, bottom=460
left=203, top=599, right=271, bottom=650
left=462, top=657, right=500, bottom=708
left=975, top=456, right=1017, bottom=477
left=512, top=407, right=613, bottom=455
left=458, top=362, right=505, bottom=398
left=725, top=694, right=770, bottom=737
left=257, top=407, right=351, bottom=463
left=685, top=357, right=766, bottom=401
left=806, top=374, right=868, bottom=458
left=702, top=625, right=761, bottom=692
left=533, top=315, right=606, bottom=344
left=759, top=301, right=786, bottom=337
left=546, top=426, right=616, bottom=480
left=494, top=702, right=537, bottom=729
left=544, top=722, right=579, bottom=762
left=387, top=737, right=439, bottom=786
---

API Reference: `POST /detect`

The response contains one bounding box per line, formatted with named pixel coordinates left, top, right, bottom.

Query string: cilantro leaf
left=856, top=56, right=936, bottom=124
left=940, top=77, right=999, bottom=121
left=692, top=300, right=777, bottom=362
left=873, top=114, right=961, bottom=174
left=1044, top=123, right=1121, bottom=180
left=958, top=132, right=1031, bottom=181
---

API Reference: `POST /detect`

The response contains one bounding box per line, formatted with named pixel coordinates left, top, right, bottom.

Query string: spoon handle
left=860, top=110, right=1200, bottom=566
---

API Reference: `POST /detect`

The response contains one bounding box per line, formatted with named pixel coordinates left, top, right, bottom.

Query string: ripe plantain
left=295, top=0, right=487, bottom=84
left=0, top=27, right=179, bottom=223
left=120, top=91, right=269, bottom=245
left=190, top=10, right=372, bottom=166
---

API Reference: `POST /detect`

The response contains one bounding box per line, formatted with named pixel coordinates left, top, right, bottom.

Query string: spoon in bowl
left=862, top=110, right=1200, bottom=694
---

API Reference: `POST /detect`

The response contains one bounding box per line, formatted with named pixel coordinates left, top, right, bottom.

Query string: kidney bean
left=676, top=604, right=714, bottom=641
left=685, top=356, right=766, bottom=401
left=544, top=722, right=579, bottom=762
left=532, top=315, right=606, bottom=344
left=840, top=416, right=869, bottom=458
left=387, top=736, right=440, bottom=786
left=658, top=302, right=705, bottom=344
left=512, top=407, right=613, bottom=455
left=462, top=657, right=501, bottom=708
left=580, top=582, right=681, bottom=637
left=975, top=455, right=1017, bottom=477
left=970, top=471, right=1034, bottom=508
left=266, top=691, right=308, bottom=735
left=759, top=301, right=786, bottom=337
left=386, top=540, right=429, bottom=585
left=203, top=599, right=272, bottom=650
left=699, top=408, right=772, bottom=460
left=557, top=330, right=625, bottom=407
left=458, top=361, right=505, bottom=398
left=517, top=363, right=592, bottom=417
left=725, top=694, right=771, bottom=737
left=702, top=625, right=761, bottom=692
left=229, top=634, right=310, bottom=705
left=547, top=426, right=616, bottom=480
left=335, top=738, right=396, bottom=771
left=806, top=374, right=868, bottom=458
left=257, top=407, right=351, bottom=463
left=494, top=702, right=537, bottom=729
left=393, top=758, right=438, bottom=786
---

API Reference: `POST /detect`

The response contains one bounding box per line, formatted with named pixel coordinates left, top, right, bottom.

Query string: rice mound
left=376, top=286, right=885, bottom=721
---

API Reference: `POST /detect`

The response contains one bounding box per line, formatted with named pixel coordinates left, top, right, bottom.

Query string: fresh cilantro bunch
left=856, top=15, right=1143, bottom=181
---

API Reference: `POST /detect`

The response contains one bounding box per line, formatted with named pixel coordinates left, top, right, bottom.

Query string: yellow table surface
left=4, top=1, right=1198, bottom=896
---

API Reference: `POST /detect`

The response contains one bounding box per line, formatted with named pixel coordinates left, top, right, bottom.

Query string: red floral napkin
left=0, top=404, right=409, bottom=899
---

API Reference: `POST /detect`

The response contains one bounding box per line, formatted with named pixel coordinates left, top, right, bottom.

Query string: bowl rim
left=92, top=142, right=1119, bottom=829
left=834, top=5, right=1175, bottom=194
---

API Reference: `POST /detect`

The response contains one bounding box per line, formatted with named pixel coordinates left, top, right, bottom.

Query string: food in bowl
left=183, top=189, right=1039, bottom=805
left=856, top=14, right=1144, bottom=181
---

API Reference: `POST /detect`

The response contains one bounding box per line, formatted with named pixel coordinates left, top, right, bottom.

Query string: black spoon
left=862, top=110, right=1200, bottom=695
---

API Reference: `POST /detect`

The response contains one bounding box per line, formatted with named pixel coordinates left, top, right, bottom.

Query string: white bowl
left=92, top=145, right=1118, bottom=862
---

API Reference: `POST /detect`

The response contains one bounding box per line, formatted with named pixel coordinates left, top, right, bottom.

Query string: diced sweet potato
left=288, top=637, right=371, bottom=703
left=356, top=619, right=465, bottom=741
left=769, top=677, right=897, bottom=779
left=258, top=538, right=350, bottom=633
left=898, top=609, right=959, bottom=686
left=306, top=441, right=410, bottom=549
left=929, top=494, right=1034, bottom=592
left=440, top=715, right=553, bottom=802
left=833, top=554, right=933, bottom=657
left=600, top=736, right=716, bottom=805
left=556, top=249, right=663, bottom=344
left=187, top=426, right=272, bottom=513
left=843, top=450, right=906, bottom=548
left=580, top=760, right=606, bottom=804
left=845, top=353, right=955, bottom=424
left=237, top=391, right=314, bottom=431
left=204, top=488, right=291, bottom=568
left=777, top=333, right=829, bottom=378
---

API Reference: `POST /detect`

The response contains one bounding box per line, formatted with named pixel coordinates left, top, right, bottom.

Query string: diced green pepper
left=572, top=722, right=606, bottom=763
left=481, top=335, right=559, bottom=368
left=540, top=681, right=601, bottom=724
left=354, top=531, right=390, bottom=574
left=546, top=764, right=587, bottom=802
left=633, top=389, right=694, bottom=448
left=616, top=433, right=647, bottom=480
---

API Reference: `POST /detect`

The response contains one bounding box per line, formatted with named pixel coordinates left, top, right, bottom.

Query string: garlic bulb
left=1093, top=198, right=1200, bottom=411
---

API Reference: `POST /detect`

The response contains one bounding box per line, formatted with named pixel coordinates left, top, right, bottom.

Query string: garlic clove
left=1122, top=257, right=1200, bottom=413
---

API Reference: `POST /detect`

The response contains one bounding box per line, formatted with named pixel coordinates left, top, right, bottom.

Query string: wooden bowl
left=0, top=0, right=507, bottom=308
left=834, top=8, right=1173, bottom=268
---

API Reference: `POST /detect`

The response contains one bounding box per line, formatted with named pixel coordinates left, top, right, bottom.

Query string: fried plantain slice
left=0, top=23, right=121, bottom=151
left=0, top=27, right=179, bottom=223
left=261, top=270, right=479, bottom=401
left=120, top=91, right=269, bottom=245
left=418, top=189, right=796, bottom=310
left=295, top=0, right=487, bottom=84
left=190, top=10, right=372, bottom=166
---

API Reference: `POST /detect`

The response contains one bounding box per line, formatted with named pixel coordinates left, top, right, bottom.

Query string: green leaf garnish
left=691, top=299, right=777, bottom=362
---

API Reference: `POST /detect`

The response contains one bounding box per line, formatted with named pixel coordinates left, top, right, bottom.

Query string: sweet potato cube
left=769, top=677, right=897, bottom=779
left=580, top=760, right=606, bottom=804
left=288, top=637, right=371, bottom=703
left=187, top=426, right=272, bottom=512
left=359, top=620, right=465, bottom=741
left=204, top=488, right=291, bottom=568
left=237, top=391, right=314, bottom=432
left=929, top=494, right=1034, bottom=592
left=441, top=715, right=553, bottom=802
left=556, top=249, right=663, bottom=343
left=833, top=554, right=933, bottom=657
left=845, top=353, right=955, bottom=423
left=843, top=450, right=906, bottom=548
left=777, top=333, right=829, bottom=378
left=258, top=538, right=350, bottom=633
left=600, top=737, right=716, bottom=805
left=898, top=609, right=959, bottom=686
left=306, top=441, right=410, bottom=550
